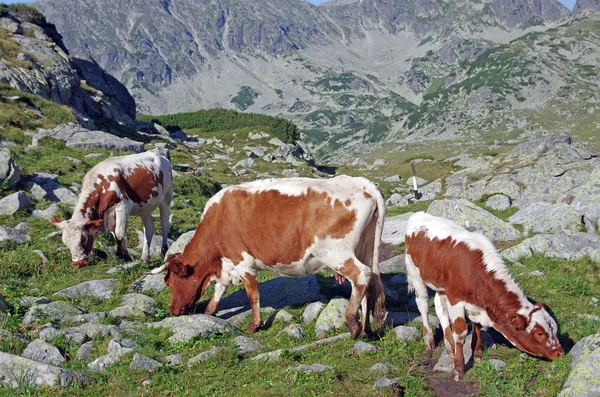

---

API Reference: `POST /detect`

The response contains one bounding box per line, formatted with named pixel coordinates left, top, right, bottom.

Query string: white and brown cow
left=149, top=175, right=386, bottom=339
left=405, top=212, right=563, bottom=381
left=52, top=150, right=173, bottom=268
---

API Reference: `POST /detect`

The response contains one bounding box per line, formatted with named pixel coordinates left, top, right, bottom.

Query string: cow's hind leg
left=114, top=204, right=132, bottom=261
left=471, top=322, right=484, bottom=362
left=241, top=272, right=263, bottom=334
left=140, top=213, right=154, bottom=264
left=448, top=302, right=468, bottom=381
left=333, top=256, right=370, bottom=340
left=159, top=200, right=171, bottom=257
left=434, top=293, right=455, bottom=358
left=406, top=254, right=435, bottom=350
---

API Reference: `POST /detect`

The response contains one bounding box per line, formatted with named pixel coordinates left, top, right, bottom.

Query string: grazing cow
left=149, top=175, right=386, bottom=339
left=51, top=150, right=173, bottom=268
left=405, top=212, right=563, bottom=380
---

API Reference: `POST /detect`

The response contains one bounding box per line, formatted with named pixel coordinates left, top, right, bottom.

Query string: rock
left=558, top=332, right=600, bottom=396
left=434, top=331, right=494, bottom=373
left=148, top=314, right=240, bottom=344
left=32, top=250, right=49, bottom=265
left=129, top=353, right=162, bottom=371
left=252, top=333, right=351, bottom=362
left=162, top=354, right=183, bottom=366
left=110, top=306, right=145, bottom=319
left=393, top=326, right=421, bottom=342
left=87, top=338, right=138, bottom=372
left=0, top=328, right=29, bottom=344
left=374, top=377, right=401, bottom=390
left=52, top=279, right=117, bottom=301
left=384, top=174, right=401, bottom=183
left=18, top=296, right=51, bottom=309
left=406, top=176, right=428, bottom=187
left=164, top=230, right=194, bottom=257
left=0, top=222, right=30, bottom=244
left=385, top=312, right=439, bottom=329
left=278, top=324, right=305, bottom=339
left=142, top=380, right=152, bottom=387
left=485, top=195, right=511, bottom=211
left=350, top=158, right=367, bottom=167
left=23, top=301, right=86, bottom=325
left=379, top=255, right=406, bottom=274
left=315, top=298, right=348, bottom=338
left=489, top=359, right=506, bottom=371
left=373, top=159, right=387, bottom=166
left=502, top=233, right=600, bottom=263
left=37, top=123, right=144, bottom=153
left=22, top=339, right=65, bottom=366
left=382, top=213, right=413, bottom=244
left=269, top=137, right=285, bottom=146
left=32, top=204, right=61, bottom=220
left=274, top=309, right=294, bottom=322
left=106, top=260, right=140, bottom=275
left=386, top=193, right=409, bottom=209
left=370, top=363, right=393, bottom=374
left=508, top=202, right=583, bottom=235
left=282, top=169, right=300, bottom=178
left=62, top=323, right=121, bottom=340
left=234, top=158, right=257, bottom=169
left=121, top=293, right=155, bottom=314
left=77, top=341, right=93, bottom=361
left=134, top=231, right=169, bottom=259
left=188, top=347, right=227, bottom=366
left=234, top=336, right=263, bottom=357
left=29, top=183, right=48, bottom=201
left=0, top=352, right=88, bottom=388
left=353, top=341, right=377, bottom=353
left=302, top=302, right=325, bottom=324
left=572, top=168, right=600, bottom=226
left=38, top=323, right=62, bottom=341
left=287, top=364, right=334, bottom=374
left=52, top=188, right=78, bottom=205
left=0, top=191, right=31, bottom=216
left=427, top=199, right=521, bottom=241
left=63, top=312, right=107, bottom=324
left=0, top=148, right=20, bottom=189
left=129, top=273, right=166, bottom=293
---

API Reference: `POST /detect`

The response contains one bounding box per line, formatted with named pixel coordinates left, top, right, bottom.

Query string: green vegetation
left=312, top=72, right=367, bottom=92
left=138, top=108, right=300, bottom=143
left=230, top=86, right=258, bottom=111
left=0, top=3, right=47, bottom=25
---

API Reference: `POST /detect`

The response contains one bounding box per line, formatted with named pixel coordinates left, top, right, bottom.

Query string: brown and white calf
left=405, top=212, right=563, bottom=380
left=52, top=150, right=173, bottom=268
left=149, top=175, right=386, bottom=339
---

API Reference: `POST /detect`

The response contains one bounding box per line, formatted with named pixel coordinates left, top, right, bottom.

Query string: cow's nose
left=71, top=258, right=89, bottom=268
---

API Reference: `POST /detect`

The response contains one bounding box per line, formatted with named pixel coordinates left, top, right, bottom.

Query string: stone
left=315, top=298, right=348, bottom=338
left=252, top=333, right=351, bottom=362
left=489, top=359, right=506, bottom=371
left=393, top=326, right=421, bottom=342
left=373, top=159, right=387, bottom=166
left=0, top=328, right=29, bottom=344
left=350, top=158, right=367, bottom=167
left=0, top=352, right=88, bottom=388
left=234, top=336, right=263, bottom=357
left=77, top=342, right=93, bottom=361
left=0, top=148, right=20, bottom=189
left=110, top=305, right=146, bottom=319
left=62, top=323, right=121, bottom=340
left=32, top=204, right=61, bottom=220
left=274, top=309, right=294, bottom=322
left=287, top=364, right=334, bottom=374
left=22, top=339, right=65, bottom=366
left=148, top=314, right=240, bottom=344
left=406, top=176, right=428, bottom=187
left=558, top=332, right=600, bottom=396
left=282, top=169, right=299, bottom=178
left=129, top=353, right=162, bottom=371
left=374, top=377, right=401, bottom=390
left=121, top=293, right=155, bottom=314
left=379, top=255, right=406, bottom=274
left=129, top=273, right=166, bottom=293
left=63, top=312, right=107, bottom=324
left=427, top=199, right=521, bottom=241
left=142, top=380, right=152, bottom=387
left=32, top=250, right=49, bottom=265
left=29, top=183, right=48, bottom=201
left=384, top=174, right=401, bottom=183
left=485, top=195, right=511, bottom=211
left=382, top=213, right=413, bottom=244
left=502, top=233, right=600, bottom=263
left=164, top=230, right=195, bottom=257
left=269, top=137, right=285, bottom=146
left=386, top=193, right=409, bottom=209
left=52, top=279, right=117, bottom=301
left=52, top=188, right=78, bottom=205
left=353, top=341, right=377, bottom=353
left=38, top=323, right=62, bottom=341
left=370, top=363, right=393, bottom=374
left=302, top=302, right=325, bottom=324
left=106, top=260, right=140, bottom=275
left=87, top=339, right=138, bottom=373
left=434, top=331, right=494, bottom=373
left=22, top=301, right=86, bottom=325
left=188, top=347, right=228, bottom=366
left=572, top=168, right=600, bottom=226
left=0, top=222, right=30, bottom=244
left=162, top=354, right=183, bottom=366
left=37, top=123, right=144, bottom=153
left=508, top=202, right=583, bottom=235
left=234, top=158, right=257, bottom=168
left=278, top=324, right=305, bottom=339
left=18, top=296, right=51, bottom=309
left=0, top=191, right=31, bottom=216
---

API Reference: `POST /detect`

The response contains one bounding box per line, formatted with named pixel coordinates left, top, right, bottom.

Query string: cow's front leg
left=114, top=205, right=132, bottom=261
left=471, top=322, right=484, bottom=362
left=434, top=293, right=455, bottom=358
left=140, top=213, right=154, bottom=264
left=241, top=272, right=262, bottom=333
left=159, top=200, right=171, bottom=256
left=448, top=303, right=467, bottom=381
left=406, top=255, right=435, bottom=350
left=205, top=282, right=228, bottom=316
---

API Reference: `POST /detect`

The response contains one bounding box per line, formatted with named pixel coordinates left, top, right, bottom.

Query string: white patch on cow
left=465, top=302, right=495, bottom=328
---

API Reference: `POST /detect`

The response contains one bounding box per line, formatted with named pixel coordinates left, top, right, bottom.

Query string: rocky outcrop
left=35, top=123, right=144, bottom=153
left=0, top=352, right=88, bottom=388
left=502, top=233, right=600, bottom=263
left=558, top=332, right=600, bottom=396
left=0, top=148, right=21, bottom=188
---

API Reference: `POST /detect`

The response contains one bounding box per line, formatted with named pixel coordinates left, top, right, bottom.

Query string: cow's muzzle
left=71, top=258, right=89, bottom=268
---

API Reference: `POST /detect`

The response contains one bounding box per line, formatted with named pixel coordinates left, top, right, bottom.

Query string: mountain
left=573, top=0, right=600, bottom=14
left=32, top=0, right=599, bottom=162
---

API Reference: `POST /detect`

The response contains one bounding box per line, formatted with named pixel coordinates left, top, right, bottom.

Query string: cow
left=149, top=175, right=386, bottom=339
left=51, top=150, right=173, bottom=268
left=404, top=212, right=563, bottom=381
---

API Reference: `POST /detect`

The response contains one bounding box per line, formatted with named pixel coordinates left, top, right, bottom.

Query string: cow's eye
left=535, top=331, right=546, bottom=341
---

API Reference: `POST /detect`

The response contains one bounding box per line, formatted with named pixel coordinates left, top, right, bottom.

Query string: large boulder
left=0, top=222, right=30, bottom=243
left=36, top=123, right=144, bottom=153
left=508, top=202, right=583, bottom=235
left=427, top=199, right=521, bottom=241
left=571, top=168, right=600, bottom=228
left=0, top=191, right=31, bottom=216
left=164, top=230, right=195, bottom=257
left=0, top=148, right=21, bottom=189
left=22, top=301, right=86, bottom=325
left=0, top=352, right=88, bottom=388
left=314, top=298, right=348, bottom=338
left=502, top=233, right=600, bottom=263
left=52, top=279, right=117, bottom=301
left=382, top=213, right=413, bottom=244
left=22, top=339, right=65, bottom=366
left=148, top=314, right=240, bottom=344
left=558, top=333, right=600, bottom=396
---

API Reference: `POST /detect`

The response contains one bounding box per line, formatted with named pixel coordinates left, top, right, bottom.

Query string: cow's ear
left=534, top=302, right=545, bottom=309
left=507, top=313, right=527, bottom=331
left=50, top=216, right=65, bottom=228
left=168, top=255, right=194, bottom=278
left=83, top=219, right=104, bottom=235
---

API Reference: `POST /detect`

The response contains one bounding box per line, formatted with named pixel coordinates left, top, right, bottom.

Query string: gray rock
left=121, top=293, right=155, bottom=314
left=278, top=324, right=305, bottom=339
left=87, top=338, right=138, bottom=373
left=0, top=352, right=88, bottom=388
left=234, top=158, right=257, bottom=169
left=23, top=301, right=86, bottom=325
left=0, top=191, right=31, bottom=216
left=350, top=158, right=367, bottom=167
left=29, top=183, right=48, bottom=201
left=142, top=380, right=152, bottom=387
left=406, top=176, right=428, bottom=187
left=558, top=332, right=600, bottom=396
left=508, top=202, right=583, bottom=235
left=38, top=323, right=62, bottom=341
left=18, top=296, right=51, bottom=309
left=287, top=363, right=334, bottom=374
left=379, top=255, right=406, bottom=274
left=32, top=250, right=49, bottom=265
left=502, top=233, right=600, bottom=263
left=374, top=377, right=401, bottom=390
left=22, top=339, right=65, bottom=366
left=52, top=279, right=117, bottom=301
left=162, top=354, right=183, bottom=366
left=188, top=347, right=227, bottom=366
left=353, top=341, right=377, bottom=353
left=489, top=359, right=506, bottom=371
left=386, top=193, right=409, bottom=209
left=274, top=309, right=294, bottom=323
left=269, top=138, right=285, bottom=146
left=282, top=169, right=300, bottom=178
left=0, top=328, right=29, bottom=344
left=315, top=298, right=348, bottom=338
left=572, top=168, right=600, bottom=226
left=52, top=188, right=78, bottom=205
left=0, top=222, right=30, bottom=244
left=485, top=194, right=511, bottom=211
left=382, top=213, right=413, bottom=244
left=373, top=159, right=387, bottom=166
left=148, top=314, right=240, bottom=344
left=252, top=333, right=351, bottom=362
left=434, top=331, right=494, bottom=373
left=302, top=302, right=325, bottom=324
left=164, top=230, right=195, bottom=257
left=234, top=336, right=263, bottom=357
left=62, top=323, right=121, bottom=340
left=37, top=123, right=144, bottom=153
left=106, top=260, right=140, bottom=275
left=134, top=231, right=169, bottom=259
left=77, top=341, right=93, bottom=361
left=110, top=305, right=145, bottom=319
left=63, top=312, right=107, bottom=324
left=393, top=326, right=421, bottom=342
left=32, top=204, right=61, bottom=220
left=129, top=353, right=162, bottom=371
left=370, top=363, right=393, bottom=374
left=428, top=199, right=521, bottom=241
left=0, top=148, right=20, bottom=188
left=384, top=174, right=401, bottom=183
left=129, top=273, right=166, bottom=293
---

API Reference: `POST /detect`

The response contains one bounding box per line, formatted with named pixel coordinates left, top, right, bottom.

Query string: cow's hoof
left=452, top=368, right=463, bottom=382
left=473, top=351, right=483, bottom=362
left=347, top=321, right=362, bottom=340
left=425, top=338, right=435, bottom=351
left=244, top=323, right=262, bottom=334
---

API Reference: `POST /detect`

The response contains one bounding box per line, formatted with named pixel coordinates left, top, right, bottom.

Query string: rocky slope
left=31, top=0, right=600, bottom=162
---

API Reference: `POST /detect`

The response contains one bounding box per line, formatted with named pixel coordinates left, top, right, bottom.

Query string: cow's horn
left=146, top=264, right=167, bottom=275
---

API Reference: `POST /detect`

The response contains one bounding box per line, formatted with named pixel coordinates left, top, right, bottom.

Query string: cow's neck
left=72, top=188, right=106, bottom=222
left=479, top=270, right=532, bottom=325
left=179, top=221, right=221, bottom=271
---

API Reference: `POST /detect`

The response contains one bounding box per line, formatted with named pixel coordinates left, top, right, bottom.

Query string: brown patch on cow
left=339, top=258, right=362, bottom=284
left=363, top=191, right=372, bottom=199
left=344, top=199, right=351, bottom=207
left=452, top=318, right=467, bottom=336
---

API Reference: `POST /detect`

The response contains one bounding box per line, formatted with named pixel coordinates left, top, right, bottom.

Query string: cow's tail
left=367, top=186, right=386, bottom=333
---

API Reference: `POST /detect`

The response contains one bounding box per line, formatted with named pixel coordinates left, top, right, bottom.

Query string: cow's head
left=152, top=254, right=214, bottom=316
left=497, top=302, right=563, bottom=360
left=50, top=216, right=104, bottom=268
